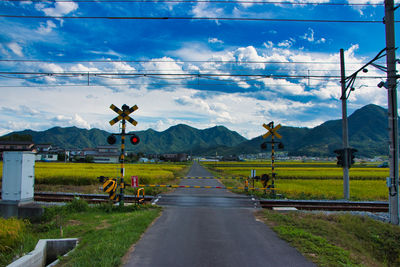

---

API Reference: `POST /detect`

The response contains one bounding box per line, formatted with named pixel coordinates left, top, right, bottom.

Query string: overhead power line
left=0, top=14, right=392, bottom=23
left=0, top=59, right=379, bottom=65
left=0, top=0, right=386, bottom=5
left=0, top=71, right=386, bottom=79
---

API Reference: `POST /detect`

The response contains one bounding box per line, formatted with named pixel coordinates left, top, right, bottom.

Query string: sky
left=0, top=0, right=399, bottom=139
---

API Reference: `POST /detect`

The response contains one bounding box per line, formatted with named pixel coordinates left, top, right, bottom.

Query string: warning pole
left=120, top=116, right=126, bottom=206
left=270, top=123, right=275, bottom=196
left=108, top=103, right=139, bottom=206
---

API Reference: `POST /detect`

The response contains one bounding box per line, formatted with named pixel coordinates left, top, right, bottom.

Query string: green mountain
left=3, top=124, right=247, bottom=154
left=220, top=104, right=388, bottom=158
left=0, top=104, right=392, bottom=157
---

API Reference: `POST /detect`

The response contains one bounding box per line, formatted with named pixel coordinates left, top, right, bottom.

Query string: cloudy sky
left=0, top=0, right=398, bottom=139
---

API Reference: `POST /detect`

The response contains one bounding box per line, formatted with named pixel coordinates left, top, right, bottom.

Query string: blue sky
left=0, top=0, right=398, bottom=139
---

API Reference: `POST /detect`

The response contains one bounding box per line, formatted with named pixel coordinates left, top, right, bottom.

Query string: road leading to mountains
left=122, top=162, right=315, bottom=267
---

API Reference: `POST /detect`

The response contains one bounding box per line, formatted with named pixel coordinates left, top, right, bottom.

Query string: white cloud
left=301, top=28, right=326, bottom=44
left=263, top=41, right=274, bottom=49
left=192, top=2, right=224, bottom=17
left=37, top=20, right=57, bottom=34
left=7, top=42, right=23, bottom=57
left=208, top=38, right=223, bottom=44
left=234, top=46, right=266, bottom=69
left=301, top=28, right=315, bottom=42
left=89, top=50, right=123, bottom=58
left=36, top=1, right=78, bottom=16
left=52, top=114, right=91, bottom=129
left=278, top=40, right=294, bottom=48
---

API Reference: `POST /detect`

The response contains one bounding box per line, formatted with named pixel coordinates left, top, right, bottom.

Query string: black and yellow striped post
left=262, top=121, right=282, bottom=197
left=109, top=104, right=139, bottom=206
left=270, top=124, right=276, bottom=197
left=119, top=106, right=127, bottom=205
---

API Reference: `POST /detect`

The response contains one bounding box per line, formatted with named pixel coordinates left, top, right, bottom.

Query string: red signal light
left=130, top=134, right=140, bottom=145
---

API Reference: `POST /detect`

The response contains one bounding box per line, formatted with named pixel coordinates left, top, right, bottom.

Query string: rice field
left=0, top=162, right=189, bottom=195
left=202, top=161, right=390, bottom=201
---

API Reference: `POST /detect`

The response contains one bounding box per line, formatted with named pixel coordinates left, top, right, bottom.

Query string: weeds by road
left=1, top=199, right=161, bottom=266
left=257, top=210, right=400, bottom=267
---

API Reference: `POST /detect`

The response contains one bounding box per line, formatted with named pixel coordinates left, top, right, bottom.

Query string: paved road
left=123, top=162, right=315, bottom=267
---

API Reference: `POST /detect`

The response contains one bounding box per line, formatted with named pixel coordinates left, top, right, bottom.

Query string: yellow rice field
left=203, top=161, right=389, bottom=200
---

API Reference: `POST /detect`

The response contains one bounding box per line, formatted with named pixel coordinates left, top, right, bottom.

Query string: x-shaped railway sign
left=262, top=123, right=282, bottom=139
left=109, top=104, right=138, bottom=126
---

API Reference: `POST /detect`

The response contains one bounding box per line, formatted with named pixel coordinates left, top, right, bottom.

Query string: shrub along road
left=122, top=162, right=315, bottom=267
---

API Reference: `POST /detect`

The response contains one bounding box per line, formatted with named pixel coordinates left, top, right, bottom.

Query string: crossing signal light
left=278, top=142, right=284, bottom=149
left=348, top=148, right=358, bottom=168
left=334, top=149, right=345, bottom=167
left=260, top=142, right=267, bottom=150
left=107, top=135, right=117, bottom=145
left=130, top=134, right=140, bottom=145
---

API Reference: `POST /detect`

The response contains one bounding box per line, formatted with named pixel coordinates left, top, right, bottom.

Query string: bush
left=66, top=197, right=89, bottom=212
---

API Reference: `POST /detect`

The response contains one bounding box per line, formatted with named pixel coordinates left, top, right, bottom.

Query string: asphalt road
left=122, top=162, right=315, bottom=267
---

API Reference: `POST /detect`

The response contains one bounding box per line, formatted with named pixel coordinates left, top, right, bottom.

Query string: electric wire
left=0, top=71, right=387, bottom=79
left=0, top=59, right=380, bottom=65
left=0, top=0, right=388, bottom=5
left=0, top=14, right=392, bottom=23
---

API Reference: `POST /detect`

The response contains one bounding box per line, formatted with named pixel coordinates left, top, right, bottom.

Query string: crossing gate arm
left=177, top=176, right=247, bottom=180
left=138, top=184, right=277, bottom=191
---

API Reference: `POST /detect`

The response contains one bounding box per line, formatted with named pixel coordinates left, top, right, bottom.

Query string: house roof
left=0, top=141, right=35, bottom=145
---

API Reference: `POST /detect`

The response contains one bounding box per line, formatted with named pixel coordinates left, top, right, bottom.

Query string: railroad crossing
left=105, top=103, right=140, bottom=205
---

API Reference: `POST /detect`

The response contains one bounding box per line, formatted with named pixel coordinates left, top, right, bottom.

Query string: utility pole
left=385, top=0, right=399, bottom=225
left=340, top=49, right=350, bottom=200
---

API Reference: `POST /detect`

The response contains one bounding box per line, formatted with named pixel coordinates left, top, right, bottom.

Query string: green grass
left=259, top=210, right=400, bottom=267
left=1, top=199, right=161, bottom=267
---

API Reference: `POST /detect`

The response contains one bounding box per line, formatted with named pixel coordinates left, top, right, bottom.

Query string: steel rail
left=0, top=192, right=389, bottom=211
left=259, top=199, right=389, bottom=212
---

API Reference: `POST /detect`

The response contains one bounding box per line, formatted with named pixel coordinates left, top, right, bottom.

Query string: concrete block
left=0, top=201, right=44, bottom=219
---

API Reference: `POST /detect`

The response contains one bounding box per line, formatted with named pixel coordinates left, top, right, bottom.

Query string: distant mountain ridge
left=3, top=124, right=247, bottom=154
left=207, top=104, right=389, bottom=157
left=1, top=104, right=392, bottom=157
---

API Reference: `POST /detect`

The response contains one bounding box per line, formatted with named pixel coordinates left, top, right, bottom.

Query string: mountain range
left=0, top=104, right=391, bottom=157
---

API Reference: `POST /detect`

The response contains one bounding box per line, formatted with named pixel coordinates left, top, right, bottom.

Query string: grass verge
left=257, top=210, right=400, bottom=267
left=1, top=198, right=161, bottom=267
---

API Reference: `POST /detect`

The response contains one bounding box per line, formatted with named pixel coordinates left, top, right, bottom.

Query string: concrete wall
left=7, top=238, right=78, bottom=267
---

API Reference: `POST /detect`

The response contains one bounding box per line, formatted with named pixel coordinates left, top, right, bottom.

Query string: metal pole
left=120, top=118, right=126, bottom=206
left=340, top=49, right=350, bottom=200
left=385, top=0, right=399, bottom=225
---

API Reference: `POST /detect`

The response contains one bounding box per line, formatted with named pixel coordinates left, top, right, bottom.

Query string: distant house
left=0, top=140, right=36, bottom=152
left=161, top=153, right=188, bottom=162
left=35, top=144, right=59, bottom=162
left=82, top=145, right=120, bottom=163
left=138, top=157, right=149, bottom=163
left=36, top=144, right=52, bottom=152
left=0, top=141, right=37, bottom=160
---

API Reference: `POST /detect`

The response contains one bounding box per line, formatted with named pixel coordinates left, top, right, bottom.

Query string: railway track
left=0, top=192, right=389, bottom=212
left=260, top=199, right=389, bottom=212
left=32, top=192, right=154, bottom=204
